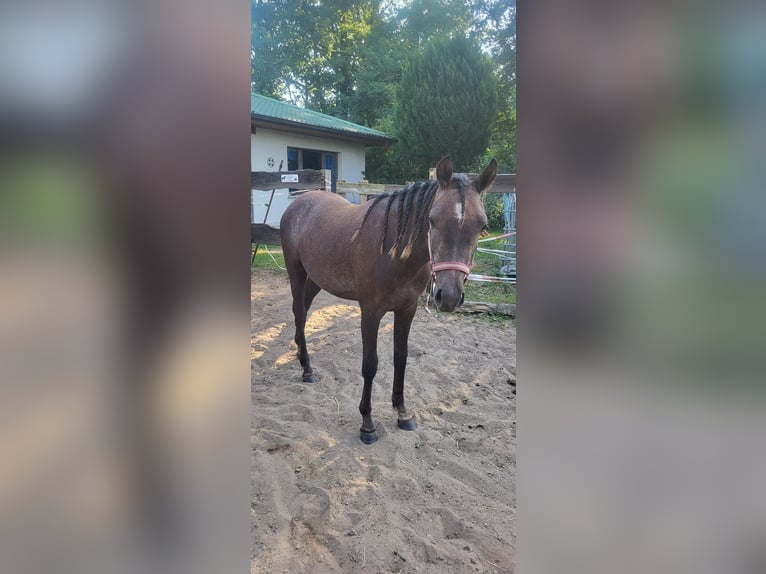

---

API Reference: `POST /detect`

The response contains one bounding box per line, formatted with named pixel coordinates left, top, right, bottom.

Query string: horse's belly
left=320, top=284, right=358, bottom=301
left=302, top=255, right=358, bottom=301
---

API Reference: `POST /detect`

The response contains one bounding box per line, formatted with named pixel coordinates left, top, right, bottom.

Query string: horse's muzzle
left=434, top=285, right=464, bottom=312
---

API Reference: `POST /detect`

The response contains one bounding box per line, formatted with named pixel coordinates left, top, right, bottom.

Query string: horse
left=280, top=155, right=498, bottom=444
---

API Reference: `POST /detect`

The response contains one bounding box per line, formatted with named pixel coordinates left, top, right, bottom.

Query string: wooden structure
left=335, top=182, right=400, bottom=203
left=337, top=172, right=516, bottom=201
left=455, top=301, right=516, bottom=317
left=250, top=223, right=281, bottom=245
left=251, top=93, right=395, bottom=191
left=251, top=169, right=331, bottom=193
left=251, top=169, right=330, bottom=246
left=428, top=168, right=515, bottom=194
left=251, top=169, right=516, bottom=246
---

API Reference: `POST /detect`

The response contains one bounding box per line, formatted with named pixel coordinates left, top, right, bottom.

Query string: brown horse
left=280, top=155, right=498, bottom=443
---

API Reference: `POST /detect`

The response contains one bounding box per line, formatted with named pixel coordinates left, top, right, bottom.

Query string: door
left=323, top=153, right=337, bottom=192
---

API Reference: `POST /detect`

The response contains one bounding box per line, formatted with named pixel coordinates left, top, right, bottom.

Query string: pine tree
left=392, top=36, right=499, bottom=176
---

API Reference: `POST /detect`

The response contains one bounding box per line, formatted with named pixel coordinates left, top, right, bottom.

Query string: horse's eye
left=429, top=216, right=435, bottom=226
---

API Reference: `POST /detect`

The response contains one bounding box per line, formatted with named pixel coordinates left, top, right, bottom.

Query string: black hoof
left=302, top=374, right=316, bottom=383
left=359, top=429, right=378, bottom=444
left=397, top=418, right=417, bottom=431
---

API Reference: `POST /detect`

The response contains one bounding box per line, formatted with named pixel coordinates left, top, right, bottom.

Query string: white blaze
left=455, top=201, right=463, bottom=221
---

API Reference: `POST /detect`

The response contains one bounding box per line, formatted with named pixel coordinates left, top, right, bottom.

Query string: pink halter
left=424, top=225, right=474, bottom=313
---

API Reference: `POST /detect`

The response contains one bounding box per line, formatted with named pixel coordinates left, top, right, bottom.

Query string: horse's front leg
left=359, top=308, right=383, bottom=444
left=392, top=304, right=417, bottom=431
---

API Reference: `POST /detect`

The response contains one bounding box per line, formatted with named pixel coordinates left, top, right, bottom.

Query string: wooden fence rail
left=428, top=169, right=516, bottom=195
left=251, top=169, right=331, bottom=247
left=251, top=169, right=331, bottom=191
left=335, top=182, right=400, bottom=203
left=251, top=223, right=282, bottom=246
left=251, top=169, right=516, bottom=247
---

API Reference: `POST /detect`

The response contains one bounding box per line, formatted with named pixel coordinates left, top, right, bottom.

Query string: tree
left=397, top=0, right=474, bottom=48
left=480, top=83, right=515, bottom=173
left=333, top=0, right=401, bottom=124
left=392, top=36, right=499, bottom=177
left=251, top=0, right=515, bottom=182
left=251, top=0, right=389, bottom=120
left=251, top=0, right=336, bottom=110
left=475, top=0, right=515, bottom=173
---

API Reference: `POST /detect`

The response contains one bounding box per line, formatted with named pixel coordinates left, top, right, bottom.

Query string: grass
left=251, top=245, right=286, bottom=272
left=464, top=231, right=516, bottom=305
left=252, top=230, right=516, bottom=306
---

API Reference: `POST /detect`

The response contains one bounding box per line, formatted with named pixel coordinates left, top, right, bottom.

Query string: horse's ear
left=435, top=155, right=453, bottom=188
left=475, top=158, right=498, bottom=194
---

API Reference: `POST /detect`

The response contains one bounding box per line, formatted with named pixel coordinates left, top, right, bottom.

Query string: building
left=251, top=94, right=395, bottom=225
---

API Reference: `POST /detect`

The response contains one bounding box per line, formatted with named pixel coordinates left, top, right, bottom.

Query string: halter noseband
left=431, top=260, right=472, bottom=278
left=424, top=224, right=474, bottom=313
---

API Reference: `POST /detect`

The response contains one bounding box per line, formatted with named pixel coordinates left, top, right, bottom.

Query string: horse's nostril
left=434, top=288, right=443, bottom=304
left=459, top=292, right=465, bottom=306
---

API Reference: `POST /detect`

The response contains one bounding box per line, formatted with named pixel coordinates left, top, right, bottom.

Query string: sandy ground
left=252, top=269, right=516, bottom=573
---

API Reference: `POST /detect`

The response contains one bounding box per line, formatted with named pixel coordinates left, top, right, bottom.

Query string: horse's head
left=429, top=155, right=498, bottom=312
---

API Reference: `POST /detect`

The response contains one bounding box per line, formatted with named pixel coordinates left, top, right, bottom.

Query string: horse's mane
left=356, top=175, right=468, bottom=259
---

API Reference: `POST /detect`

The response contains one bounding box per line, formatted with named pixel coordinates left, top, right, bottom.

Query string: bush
left=483, top=193, right=505, bottom=231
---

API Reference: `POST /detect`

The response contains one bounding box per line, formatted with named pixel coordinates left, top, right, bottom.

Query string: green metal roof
left=251, top=93, right=394, bottom=144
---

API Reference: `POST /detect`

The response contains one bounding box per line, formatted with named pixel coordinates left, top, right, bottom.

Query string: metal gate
left=499, top=191, right=516, bottom=278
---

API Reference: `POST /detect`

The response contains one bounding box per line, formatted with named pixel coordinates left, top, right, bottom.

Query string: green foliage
left=477, top=0, right=515, bottom=87
left=251, top=0, right=324, bottom=103
left=483, top=193, right=505, bottom=231
left=252, top=0, right=515, bottom=183
left=480, top=84, right=515, bottom=173
left=251, top=0, right=419, bottom=126
left=397, top=0, right=474, bottom=48
left=338, top=3, right=402, bottom=125
left=392, top=36, right=499, bottom=178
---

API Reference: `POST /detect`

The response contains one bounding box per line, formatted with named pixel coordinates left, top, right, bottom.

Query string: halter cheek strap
left=424, top=225, right=474, bottom=314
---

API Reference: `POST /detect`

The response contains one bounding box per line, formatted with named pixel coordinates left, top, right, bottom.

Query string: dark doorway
left=301, top=149, right=322, bottom=170
left=286, top=147, right=338, bottom=192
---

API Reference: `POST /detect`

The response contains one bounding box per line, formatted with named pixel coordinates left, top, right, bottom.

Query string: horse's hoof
left=359, top=429, right=378, bottom=444
left=397, top=418, right=417, bottom=431
left=302, top=374, right=316, bottom=383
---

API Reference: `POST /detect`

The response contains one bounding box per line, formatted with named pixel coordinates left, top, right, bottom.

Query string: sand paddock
left=252, top=269, right=516, bottom=573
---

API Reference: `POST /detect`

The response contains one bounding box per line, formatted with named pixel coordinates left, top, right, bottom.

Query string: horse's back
left=281, top=190, right=355, bottom=243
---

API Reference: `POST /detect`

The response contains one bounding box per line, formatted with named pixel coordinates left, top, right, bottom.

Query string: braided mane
left=356, top=175, right=468, bottom=259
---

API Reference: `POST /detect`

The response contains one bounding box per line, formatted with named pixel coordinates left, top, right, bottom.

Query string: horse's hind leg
left=285, top=261, right=316, bottom=383
left=304, top=278, right=321, bottom=311
left=392, top=304, right=417, bottom=431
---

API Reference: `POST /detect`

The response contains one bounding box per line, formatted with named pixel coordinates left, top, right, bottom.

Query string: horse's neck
left=408, top=222, right=432, bottom=267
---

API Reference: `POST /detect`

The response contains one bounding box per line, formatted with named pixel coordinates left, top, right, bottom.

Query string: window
left=286, top=147, right=338, bottom=192
left=287, top=148, right=298, bottom=171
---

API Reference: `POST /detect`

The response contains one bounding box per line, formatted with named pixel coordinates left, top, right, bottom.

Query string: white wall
left=251, top=128, right=368, bottom=225
left=250, top=128, right=366, bottom=181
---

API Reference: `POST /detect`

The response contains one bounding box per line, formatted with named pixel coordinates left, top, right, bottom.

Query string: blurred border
left=519, top=2, right=766, bottom=574
left=0, top=1, right=251, bottom=573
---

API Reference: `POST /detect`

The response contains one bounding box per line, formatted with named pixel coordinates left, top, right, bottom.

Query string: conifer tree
left=392, top=36, right=499, bottom=176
